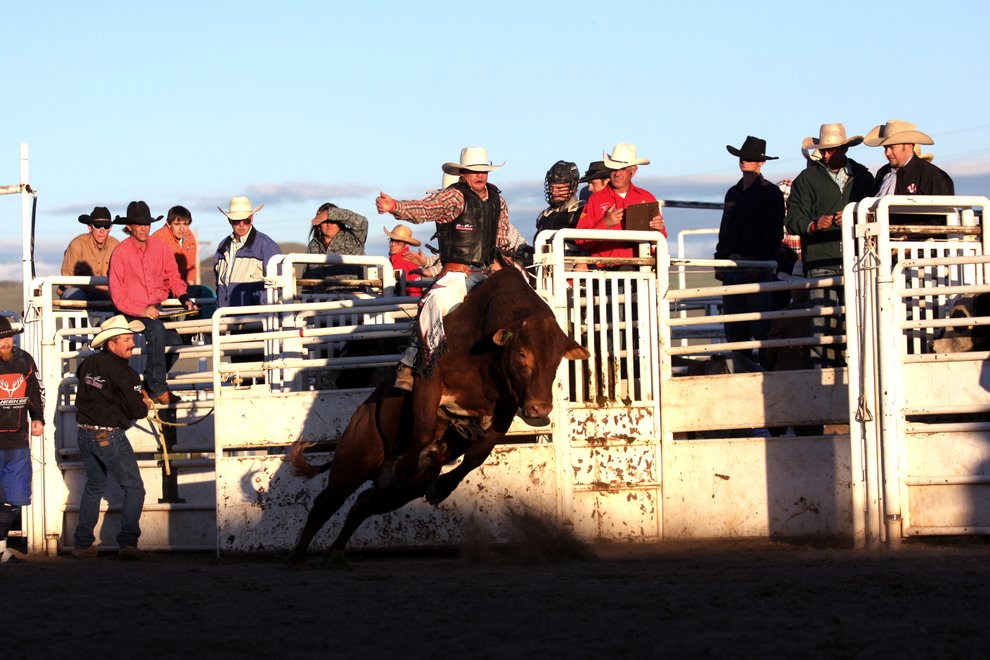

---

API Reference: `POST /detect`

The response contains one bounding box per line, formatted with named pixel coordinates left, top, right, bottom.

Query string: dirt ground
left=2, top=536, right=988, bottom=659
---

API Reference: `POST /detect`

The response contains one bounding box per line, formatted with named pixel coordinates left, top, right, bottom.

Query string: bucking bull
left=287, top=267, right=589, bottom=565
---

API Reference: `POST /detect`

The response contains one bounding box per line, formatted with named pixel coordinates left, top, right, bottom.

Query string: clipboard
left=624, top=201, right=661, bottom=231
left=158, top=308, right=198, bottom=320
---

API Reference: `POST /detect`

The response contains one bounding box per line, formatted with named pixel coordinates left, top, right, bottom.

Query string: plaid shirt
left=777, top=179, right=801, bottom=259
left=392, top=187, right=511, bottom=250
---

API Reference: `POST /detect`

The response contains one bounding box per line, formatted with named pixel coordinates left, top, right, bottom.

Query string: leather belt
left=78, top=424, right=119, bottom=431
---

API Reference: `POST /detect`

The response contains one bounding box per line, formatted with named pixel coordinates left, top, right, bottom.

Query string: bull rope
left=146, top=404, right=216, bottom=476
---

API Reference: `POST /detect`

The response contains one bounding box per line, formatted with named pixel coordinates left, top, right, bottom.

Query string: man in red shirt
left=576, top=143, right=666, bottom=267
left=108, top=201, right=197, bottom=404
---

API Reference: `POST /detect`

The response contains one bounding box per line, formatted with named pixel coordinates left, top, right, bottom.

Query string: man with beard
left=0, top=317, right=44, bottom=563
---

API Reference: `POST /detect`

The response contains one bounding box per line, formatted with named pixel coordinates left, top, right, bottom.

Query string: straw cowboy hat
left=383, top=224, right=421, bottom=246
left=864, top=120, right=934, bottom=147
left=0, top=316, right=23, bottom=339
left=726, top=136, right=778, bottom=161
left=91, top=315, right=144, bottom=349
left=78, top=206, right=112, bottom=225
left=441, top=147, right=505, bottom=175
left=218, top=195, right=264, bottom=221
left=801, top=124, right=864, bottom=152
left=603, top=143, right=650, bottom=169
left=579, top=160, right=611, bottom=183
left=112, top=201, right=164, bottom=225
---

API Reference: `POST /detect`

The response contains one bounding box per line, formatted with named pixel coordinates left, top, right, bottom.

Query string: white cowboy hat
left=91, top=315, right=145, bottom=349
left=863, top=120, right=934, bottom=147
left=383, top=224, right=421, bottom=246
left=603, top=143, right=650, bottom=169
left=218, top=195, right=264, bottom=221
left=801, top=123, right=864, bottom=151
left=441, top=147, right=505, bottom=175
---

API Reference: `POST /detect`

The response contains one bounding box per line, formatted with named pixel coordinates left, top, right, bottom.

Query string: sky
left=2, top=0, right=990, bottom=281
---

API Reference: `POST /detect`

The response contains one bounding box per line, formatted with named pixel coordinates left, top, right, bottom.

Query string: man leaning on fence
left=785, top=124, right=874, bottom=367
left=714, top=136, right=784, bottom=367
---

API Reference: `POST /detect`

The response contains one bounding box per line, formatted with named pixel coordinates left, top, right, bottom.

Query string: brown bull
left=287, top=267, right=589, bottom=564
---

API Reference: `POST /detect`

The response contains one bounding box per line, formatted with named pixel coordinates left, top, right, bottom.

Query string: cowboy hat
left=218, top=195, right=264, bottom=221
left=726, top=136, right=778, bottom=161
left=603, top=143, right=650, bottom=169
left=441, top=147, right=505, bottom=175
left=426, top=173, right=461, bottom=195
left=383, top=224, right=421, bottom=246
left=91, top=315, right=144, bottom=349
left=112, top=201, right=164, bottom=225
left=579, top=160, right=611, bottom=183
left=801, top=124, right=864, bottom=151
left=0, top=316, right=23, bottom=339
left=863, top=120, right=934, bottom=147
left=78, top=206, right=112, bottom=225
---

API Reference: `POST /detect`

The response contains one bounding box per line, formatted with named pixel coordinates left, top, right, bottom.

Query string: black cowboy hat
left=726, top=136, right=778, bottom=162
left=78, top=206, right=112, bottom=225
left=0, top=316, right=23, bottom=339
left=113, top=200, right=164, bottom=225
left=578, top=160, right=611, bottom=183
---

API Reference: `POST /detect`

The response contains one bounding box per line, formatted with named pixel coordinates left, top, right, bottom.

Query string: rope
left=146, top=404, right=215, bottom=477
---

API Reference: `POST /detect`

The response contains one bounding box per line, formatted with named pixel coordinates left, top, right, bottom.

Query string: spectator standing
left=303, top=203, right=369, bottom=284
left=214, top=196, right=282, bottom=307
left=72, top=315, right=154, bottom=559
left=0, top=317, right=44, bottom=563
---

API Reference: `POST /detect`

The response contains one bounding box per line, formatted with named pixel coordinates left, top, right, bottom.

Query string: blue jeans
left=807, top=267, right=844, bottom=367
left=126, top=315, right=181, bottom=397
left=722, top=271, right=773, bottom=364
left=74, top=428, right=146, bottom=549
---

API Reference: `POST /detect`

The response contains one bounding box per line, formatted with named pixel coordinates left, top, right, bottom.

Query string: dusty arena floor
left=3, top=537, right=988, bottom=659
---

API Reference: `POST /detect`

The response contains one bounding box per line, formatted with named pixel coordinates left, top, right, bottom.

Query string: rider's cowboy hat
left=864, top=120, right=934, bottom=147
left=91, top=315, right=144, bottom=349
left=441, top=147, right=505, bottom=175
left=78, top=206, right=112, bottom=225
left=383, top=224, right=421, bottom=246
left=726, top=136, right=778, bottom=161
left=218, top=195, right=264, bottom=221
left=603, top=143, right=650, bottom=169
left=112, top=201, right=164, bottom=225
left=801, top=124, right=864, bottom=152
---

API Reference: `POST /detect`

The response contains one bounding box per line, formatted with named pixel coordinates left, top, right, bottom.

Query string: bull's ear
left=564, top=340, right=590, bottom=360
left=492, top=329, right=513, bottom=346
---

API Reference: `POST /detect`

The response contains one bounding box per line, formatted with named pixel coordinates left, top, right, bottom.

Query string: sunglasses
left=91, top=222, right=112, bottom=230
left=229, top=218, right=253, bottom=226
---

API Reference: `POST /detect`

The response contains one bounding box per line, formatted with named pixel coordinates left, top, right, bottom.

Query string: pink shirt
left=109, top=236, right=188, bottom=317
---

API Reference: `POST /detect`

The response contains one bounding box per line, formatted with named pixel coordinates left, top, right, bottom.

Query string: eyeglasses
left=91, top=222, right=112, bottom=230
left=229, top=218, right=252, bottom=226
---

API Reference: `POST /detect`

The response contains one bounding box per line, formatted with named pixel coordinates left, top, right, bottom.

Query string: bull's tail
left=288, top=440, right=333, bottom=479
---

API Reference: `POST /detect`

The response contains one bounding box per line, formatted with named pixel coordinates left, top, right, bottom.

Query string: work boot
left=118, top=546, right=147, bottom=561
left=71, top=545, right=99, bottom=558
left=394, top=365, right=414, bottom=392
left=154, top=391, right=182, bottom=405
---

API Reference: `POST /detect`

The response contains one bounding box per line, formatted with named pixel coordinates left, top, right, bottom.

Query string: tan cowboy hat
left=383, top=224, right=421, bottom=246
left=441, top=147, right=505, bottom=175
left=218, top=195, right=264, bottom=220
left=864, top=120, right=934, bottom=147
left=914, top=145, right=935, bottom=162
left=91, top=315, right=144, bottom=349
left=801, top=123, right=864, bottom=151
left=603, top=143, right=650, bottom=169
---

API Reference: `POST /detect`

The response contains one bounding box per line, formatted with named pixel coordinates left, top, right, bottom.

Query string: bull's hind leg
left=329, top=470, right=441, bottom=558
